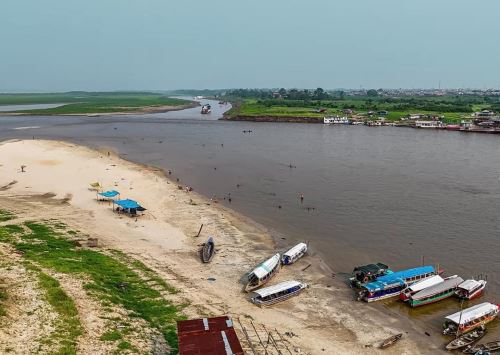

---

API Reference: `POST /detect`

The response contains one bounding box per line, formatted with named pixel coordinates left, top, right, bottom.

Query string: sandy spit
left=0, top=140, right=443, bottom=354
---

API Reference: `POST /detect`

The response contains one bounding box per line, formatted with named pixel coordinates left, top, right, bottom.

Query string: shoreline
left=0, top=102, right=199, bottom=117
left=0, top=139, right=443, bottom=354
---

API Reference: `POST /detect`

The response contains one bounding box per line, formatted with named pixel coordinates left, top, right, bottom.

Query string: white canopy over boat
left=405, top=274, right=444, bottom=293
left=283, top=243, right=307, bottom=259
left=253, top=280, right=304, bottom=298
left=251, top=253, right=281, bottom=279
left=411, top=276, right=463, bottom=301
left=458, top=279, right=484, bottom=292
left=445, top=302, right=499, bottom=325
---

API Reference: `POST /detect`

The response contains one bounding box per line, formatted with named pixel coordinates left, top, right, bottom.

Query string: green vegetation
left=0, top=288, right=7, bottom=317
left=100, top=330, right=123, bottom=341
left=0, top=217, right=185, bottom=353
left=223, top=89, right=500, bottom=123
left=0, top=210, right=15, bottom=222
left=30, top=265, right=82, bottom=354
left=0, top=92, right=191, bottom=115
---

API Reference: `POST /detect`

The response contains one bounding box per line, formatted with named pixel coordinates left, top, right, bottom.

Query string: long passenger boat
left=281, top=242, right=307, bottom=265
left=357, top=265, right=436, bottom=302
left=245, top=253, right=281, bottom=292
left=443, top=302, right=500, bottom=335
left=408, top=275, right=463, bottom=307
left=250, top=280, right=308, bottom=307
left=399, top=274, right=444, bottom=301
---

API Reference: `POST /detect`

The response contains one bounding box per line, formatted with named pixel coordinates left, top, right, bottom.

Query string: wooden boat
left=245, top=253, right=281, bottom=292
left=251, top=280, right=308, bottom=307
left=281, top=242, right=307, bottom=265
left=443, top=303, right=500, bottom=336
left=201, top=236, right=215, bottom=263
left=349, top=262, right=390, bottom=288
left=456, top=279, right=487, bottom=300
left=463, top=341, right=500, bottom=354
left=379, top=333, right=403, bottom=349
left=358, top=265, right=437, bottom=302
left=445, top=326, right=485, bottom=350
left=400, top=274, right=444, bottom=301
left=409, top=275, right=463, bottom=307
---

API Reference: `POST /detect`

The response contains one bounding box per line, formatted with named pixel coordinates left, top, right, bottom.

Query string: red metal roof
left=178, top=316, right=244, bottom=355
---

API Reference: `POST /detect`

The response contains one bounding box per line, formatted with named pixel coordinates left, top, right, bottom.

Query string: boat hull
left=409, top=290, right=455, bottom=307
left=251, top=286, right=306, bottom=307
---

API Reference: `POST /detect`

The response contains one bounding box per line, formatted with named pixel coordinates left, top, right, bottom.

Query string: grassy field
left=0, top=217, right=185, bottom=354
left=0, top=92, right=191, bottom=115
left=225, top=98, right=479, bottom=123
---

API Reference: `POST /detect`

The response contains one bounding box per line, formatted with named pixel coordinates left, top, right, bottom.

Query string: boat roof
left=376, top=265, right=435, bottom=283
left=411, top=276, right=463, bottom=300
left=445, top=302, right=499, bottom=325
left=251, top=253, right=280, bottom=279
left=353, top=263, right=389, bottom=274
left=283, top=243, right=307, bottom=258
left=363, top=278, right=406, bottom=292
left=406, top=275, right=444, bottom=293
left=458, top=279, right=484, bottom=292
left=253, top=280, right=303, bottom=298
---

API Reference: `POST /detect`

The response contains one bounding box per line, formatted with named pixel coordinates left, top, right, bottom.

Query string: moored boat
left=400, top=274, right=444, bottom=301
left=463, top=341, right=500, bottom=354
left=409, top=275, right=463, bottom=307
left=281, top=242, right=307, bottom=265
left=201, top=104, right=211, bottom=114
left=456, top=279, right=487, bottom=300
left=201, top=236, right=215, bottom=263
left=245, top=253, right=281, bottom=292
left=250, top=280, right=308, bottom=307
left=379, top=333, right=403, bottom=349
left=324, top=116, right=349, bottom=124
left=358, top=265, right=437, bottom=302
left=349, top=262, right=390, bottom=288
left=443, top=302, right=500, bottom=336
left=445, top=326, right=485, bottom=351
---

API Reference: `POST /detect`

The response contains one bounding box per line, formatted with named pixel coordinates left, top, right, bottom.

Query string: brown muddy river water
left=1, top=99, right=499, bottom=337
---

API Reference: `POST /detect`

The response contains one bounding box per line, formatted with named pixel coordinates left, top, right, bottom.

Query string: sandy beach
left=0, top=140, right=442, bottom=354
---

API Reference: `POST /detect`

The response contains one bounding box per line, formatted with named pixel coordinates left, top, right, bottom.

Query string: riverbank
left=0, top=140, right=442, bottom=354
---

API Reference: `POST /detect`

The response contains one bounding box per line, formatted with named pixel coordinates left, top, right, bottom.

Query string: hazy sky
left=1, top=0, right=499, bottom=91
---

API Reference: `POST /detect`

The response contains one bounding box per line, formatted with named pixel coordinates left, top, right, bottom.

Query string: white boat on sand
left=245, top=253, right=281, bottom=292
left=281, top=242, right=307, bottom=265
left=251, top=280, right=308, bottom=307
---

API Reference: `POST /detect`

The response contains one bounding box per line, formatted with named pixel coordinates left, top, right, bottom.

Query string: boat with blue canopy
left=358, top=265, right=437, bottom=302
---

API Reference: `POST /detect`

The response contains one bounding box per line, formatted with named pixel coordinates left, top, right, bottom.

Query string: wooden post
left=196, top=224, right=204, bottom=237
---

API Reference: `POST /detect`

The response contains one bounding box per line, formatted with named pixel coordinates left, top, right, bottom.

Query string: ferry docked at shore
left=456, top=279, right=487, bottom=300
left=358, top=265, right=437, bottom=302
left=399, top=274, right=444, bottom=301
left=349, top=263, right=391, bottom=288
left=323, top=116, right=349, bottom=124
left=443, top=302, right=499, bottom=335
left=408, top=275, right=463, bottom=307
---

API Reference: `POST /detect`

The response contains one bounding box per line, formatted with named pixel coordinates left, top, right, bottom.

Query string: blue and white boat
left=357, top=265, right=437, bottom=302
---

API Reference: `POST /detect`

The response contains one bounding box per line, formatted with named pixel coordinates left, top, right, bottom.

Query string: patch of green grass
left=0, top=92, right=191, bottom=115
left=0, top=210, right=15, bottom=222
left=0, top=288, right=7, bottom=317
left=8, top=222, right=184, bottom=353
left=0, top=224, right=23, bottom=243
left=100, top=330, right=123, bottom=341
left=25, top=263, right=82, bottom=354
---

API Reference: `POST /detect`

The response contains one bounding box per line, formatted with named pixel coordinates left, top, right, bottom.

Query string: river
left=0, top=98, right=499, bottom=335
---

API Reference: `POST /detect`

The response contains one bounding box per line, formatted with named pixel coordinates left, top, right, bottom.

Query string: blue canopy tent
left=112, top=199, right=146, bottom=216
left=97, top=190, right=120, bottom=201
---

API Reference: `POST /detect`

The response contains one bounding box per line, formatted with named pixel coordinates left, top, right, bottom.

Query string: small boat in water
left=358, top=265, right=437, bottom=302
left=379, top=333, right=403, bottom=349
left=324, top=116, right=349, bottom=124
left=281, top=242, right=307, bottom=265
left=463, top=341, right=500, bottom=354
left=443, top=302, right=500, bottom=336
left=201, top=104, right=211, bottom=114
left=201, top=236, right=215, bottom=263
left=245, top=253, right=281, bottom=292
left=400, top=274, right=444, bottom=301
left=445, top=325, right=485, bottom=350
left=456, top=279, right=487, bottom=300
left=349, top=262, right=390, bottom=288
left=251, top=280, right=308, bottom=307
left=408, top=275, right=463, bottom=307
